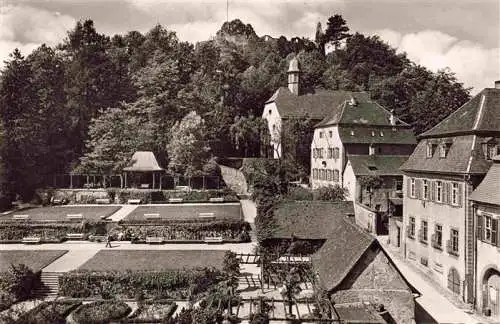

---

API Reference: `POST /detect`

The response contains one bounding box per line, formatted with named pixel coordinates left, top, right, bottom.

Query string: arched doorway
left=483, top=268, right=500, bottom=318
left=447, top=267, right=460, bottom=294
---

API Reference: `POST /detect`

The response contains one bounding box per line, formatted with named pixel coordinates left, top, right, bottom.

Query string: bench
left=89, top=235, right=107, bottom=242
left=66, top=214, right=83, bottom=220
left=96, top=198, right=111, bottom=204
left=144, top=213, right=160, bottom=219
left=204, top=236, right=223, bottom=244
left=209, top=197, right=224, bottom=203
left=12, top=214, right=29, bottom=220
left=140, top=184, right=150, bottom=189
left=175, top=186, right=191, bottom=192
left=128, top=199, right=142, bottom=204
left=66, top=233, right=85, bottom=240
left=199, top=212, right=215, bottom=219
left=22, top=237, right=41, bottom=244
left=168, top=198, right=183, bottom=203
left=146, top=236, right=163, bottom=244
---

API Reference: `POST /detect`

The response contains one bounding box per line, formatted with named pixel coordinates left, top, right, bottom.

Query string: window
left=420, top=220, right=428, bottom=243
left=440, top=143, right=451, bottom=158
left=434, top=224, right=443, bottom=248
left=313, top=169, right=318, bottom=180
left=329, top=131, right=333, bottom=138
left=327, top=170, right=332, bottom=181
left=319, top=131, right=323, bottom=138
left=333, top=148, right=340, bottom=159
left=321, top=169, right=326, bottom=180
left=451, top=183, right=459, bottom=205
left=380, top=131, right=384, bottom=137
left=369, top=144, right=376, bottom=156
left=268, top=109, right=272, bottom=115
left=318, top=148, right=324, bottom=159
left=371, top=131, right=375, bottom=137
left=350, top=130, right=354, bottom=136
left=333, top=170, right=340, bottom=182
left=395, top=180, right=403, bottom=191
left=436, top=181, right=443, bottom=202
left=408, top=217, right=416, bottom=238
left=410, top=178, right=416, bottom=198
left=479, top=213, right=498, bottom=245
left=448, top=267, right=461, bottom=294
left=426, top=142, right=433, bottom=158
left=327, top=148, right=333, bottom=159
left=423, top=180, right=429, bottom=200
left=448, top=229, right=459, bottom=255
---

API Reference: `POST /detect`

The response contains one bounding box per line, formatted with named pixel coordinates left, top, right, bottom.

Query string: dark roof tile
left=338, top=126, right=416, bottom=145
left=348, top=155, right=409, bottom=176
left=470, top=157, right=500, bottom=205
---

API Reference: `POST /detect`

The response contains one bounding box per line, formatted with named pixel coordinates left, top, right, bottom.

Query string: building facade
left=401, top=84, right=500, bottom=304
left=310, top=96, right=416, bottom=215
left=470, top=155, right=500, bottom=319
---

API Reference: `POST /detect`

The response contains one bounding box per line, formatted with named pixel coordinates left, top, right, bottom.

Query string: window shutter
left=406, top=177, right=411, bottom=197
left=431, top=181, right=436, bottom=201
left=457, top=183, right=463, bottom=207
left=492, top=218, right=498, bottom=246
left=477, top=214, right=483, bottom=241
left=414, top=179, right=420, bottom=199
left=444, top=182, right=450, bottom=204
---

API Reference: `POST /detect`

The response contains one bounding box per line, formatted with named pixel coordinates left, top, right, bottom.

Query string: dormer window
left=369, top=144, right=376, bottom=156
left=350, top=130, right=354, bottom=136
left=319, top=131, right=324, bottom=138
left=380, top=131, right=384, bottom=137
left=426, top=142, right=434, bottom=158
left=439, top=143, right=451, bottom=158
left=371, top=131, right=375, bottom=137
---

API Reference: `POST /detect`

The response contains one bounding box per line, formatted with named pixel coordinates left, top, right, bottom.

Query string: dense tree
left=323, top=14, right=351, bottom=50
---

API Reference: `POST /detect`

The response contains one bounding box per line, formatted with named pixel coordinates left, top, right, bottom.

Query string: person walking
left=105, top=233, right=112, bottom=248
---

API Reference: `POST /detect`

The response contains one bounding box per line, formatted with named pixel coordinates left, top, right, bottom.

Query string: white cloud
left=375, top=29, right=500, bottom=93
left=0, top=5, right=75, bottom=67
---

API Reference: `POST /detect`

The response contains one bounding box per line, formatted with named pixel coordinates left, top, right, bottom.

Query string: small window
left=421, top=220, right=428, bottom=242
left=395, top=180, right=403, bottom=191
left=327, top=148, right=333, bottom=159
left=451, top=183, right=459, bottom=205
left=380, top=131, right=384, bottom=137
left=371, top=131, right=375, bottom=137
left=329, top=131, right=333, bottom=138
left=423, top=180, right=429, bottom=200
left=268, top=109, right=272, bottom=115
left=409, top=217, right=415, bottom=238
left=436, top=181, right=443, bottom=202
left=319, top=131, right=323, bottom=138
left=435, top=224, right=443, bottom=247
left=450, top=229, right=459, bottom=253
left=410, top=178, right=416, bottom=198
left=440, top=143, right=450, bottom=158
left=426, top=142, right=433, bottom=158
left=350, top=130, right=354, bottom=136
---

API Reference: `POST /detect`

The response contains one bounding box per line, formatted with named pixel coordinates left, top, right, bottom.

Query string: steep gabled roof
left=348, top=155, right=408, bottom=176
left=312, top=219, right=375, bottom=292
left=470, top=155, right=500, bottom=205
left=123, top=151, right=164, bottom=172
left=338, top=126, right=416, bottom=145
left=265, top=87, right=370, bottom=120
left=400, top=135, right=492, bottom=175
left=270, top=201, right=355, bottom=239
left=420, top=88, right=500, bottom=138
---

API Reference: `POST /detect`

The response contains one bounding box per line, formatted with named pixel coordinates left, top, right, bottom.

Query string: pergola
left=122, top=151, right=164, bottom=189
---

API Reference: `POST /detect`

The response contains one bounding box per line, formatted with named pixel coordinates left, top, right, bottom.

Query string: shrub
left=286, top=186, right=313, bottom=201
left=72, top=300, right=131, bottom=324
left=15, top=300, right=82, bottom=324
left=2, top=264, right=41, bottom=301
left=313, top=185, right=347, bottom=201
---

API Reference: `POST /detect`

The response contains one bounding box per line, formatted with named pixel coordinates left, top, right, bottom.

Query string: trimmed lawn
left=123, top=203, right=242, bottom=222
left=2, top=206, right=121, bottom=222
left=0, top=250, right=68, bottom=271
left=77, top=250, right=228, bottom=271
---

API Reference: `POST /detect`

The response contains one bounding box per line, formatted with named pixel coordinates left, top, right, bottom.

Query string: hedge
left=0, top=221, right=113, bottom=242
left=116, top=221, right=251, bottom=242
left=108, top=189, right=239, bottom=204
left=59, top=268, right=225, bottom=299
left=72, top=300, right=131, bottom=324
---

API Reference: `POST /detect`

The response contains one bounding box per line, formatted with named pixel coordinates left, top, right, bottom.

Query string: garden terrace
left=122, top=203, right=242, bottom=222
left=0, top=250, right=68, bottom=272
left=77, top=250, right=227, bottom=271
left=1, top=206, right=121, bottom=223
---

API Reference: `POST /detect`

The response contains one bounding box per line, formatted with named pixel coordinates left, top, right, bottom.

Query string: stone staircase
left=34, top=272, right=62, bottom=299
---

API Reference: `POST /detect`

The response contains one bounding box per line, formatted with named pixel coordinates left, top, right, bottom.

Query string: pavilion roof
left=123, top=151, right=164, bottom=172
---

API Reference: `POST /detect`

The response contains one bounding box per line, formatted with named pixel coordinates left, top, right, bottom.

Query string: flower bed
left=116, top=221, right=251, bottom=243
left=59, top=268, right=225, bottom=299
left=127, top=301, right=178, bottom=322
left=72, top=300, right=131, bottom=324
left=15, top=300, right=82, bottom=324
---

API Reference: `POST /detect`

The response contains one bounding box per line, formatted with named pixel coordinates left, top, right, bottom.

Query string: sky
left=1, top=0, right=499, bottom=93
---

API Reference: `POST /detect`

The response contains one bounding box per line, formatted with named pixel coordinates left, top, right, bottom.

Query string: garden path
left=108, top=204, right=138, bottom=221
left=42, top=249, right=101, bottom=272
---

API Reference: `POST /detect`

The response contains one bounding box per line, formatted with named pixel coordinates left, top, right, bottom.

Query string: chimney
left=495, top=80, right=500, bottom=89
left=389, top=109, right=396, bottom=126
left=287, top=57, right=300, bottom=95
